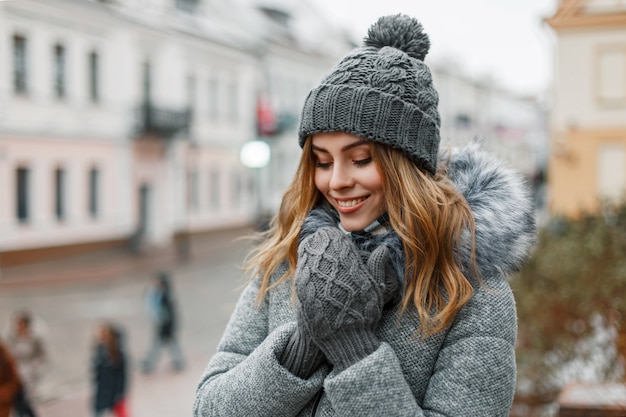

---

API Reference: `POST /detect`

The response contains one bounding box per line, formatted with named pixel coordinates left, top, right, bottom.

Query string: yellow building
left=546, top=0, right=626, bottom=216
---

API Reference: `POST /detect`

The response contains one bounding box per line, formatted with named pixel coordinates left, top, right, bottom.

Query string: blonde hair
left=244, top=139, right=478, bottom=336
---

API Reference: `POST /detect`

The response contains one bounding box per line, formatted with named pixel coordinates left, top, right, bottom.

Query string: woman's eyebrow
left=311, top=139, right=369, bottom=153
left=341, top=139, right=369, bottom=152
left=311, top=144, right=328, bottom=153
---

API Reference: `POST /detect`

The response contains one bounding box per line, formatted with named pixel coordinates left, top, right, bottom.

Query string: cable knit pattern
left=300, top=207, right=403, bottom=266
left=295, top=227, right=388, bottom=371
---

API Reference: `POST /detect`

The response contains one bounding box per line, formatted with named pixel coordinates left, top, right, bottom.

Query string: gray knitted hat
left=298, top=14, right=441, bottom=175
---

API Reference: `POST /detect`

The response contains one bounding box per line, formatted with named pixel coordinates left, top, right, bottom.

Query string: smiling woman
left=194, top=13, right=536, bottom=417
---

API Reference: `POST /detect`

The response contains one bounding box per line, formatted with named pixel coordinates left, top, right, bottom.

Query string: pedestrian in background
left=91, top=322, right=128, bottom=417
left=0, top=338, right=21, bottom=417
left=5, top=310, right=47, bottom=412
left=141, top=271, right=184, bottom=373
left=194, top=13, right=536, bottom=416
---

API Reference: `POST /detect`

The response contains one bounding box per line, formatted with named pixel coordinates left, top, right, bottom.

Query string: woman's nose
left=328, top=163, right=354, bottom=190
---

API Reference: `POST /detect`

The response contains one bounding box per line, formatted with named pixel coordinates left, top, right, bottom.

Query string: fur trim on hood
left=445, top=141, right=536, bottom=279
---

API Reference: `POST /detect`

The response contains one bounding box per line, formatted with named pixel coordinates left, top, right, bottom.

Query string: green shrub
left=511, top=200, right=626, bottom=410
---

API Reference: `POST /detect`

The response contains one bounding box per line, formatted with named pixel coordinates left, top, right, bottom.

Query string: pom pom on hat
left=364, top=14, right=430, bottom=61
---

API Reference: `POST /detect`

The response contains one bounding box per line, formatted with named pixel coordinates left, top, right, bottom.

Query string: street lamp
left=240, top=140, right=271, bottom=228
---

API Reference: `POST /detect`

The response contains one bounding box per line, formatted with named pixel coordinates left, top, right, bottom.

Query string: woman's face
left=312, top=132, right=386, bottom=232
left=98, top=325, right=111, bottom=343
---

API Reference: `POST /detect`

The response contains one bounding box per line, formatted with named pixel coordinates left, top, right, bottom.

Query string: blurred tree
left=511, top=199, right=626, bottom=416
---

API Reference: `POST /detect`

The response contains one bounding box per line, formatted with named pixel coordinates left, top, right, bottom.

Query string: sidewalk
left=1, top=226, right=255, bottom=416
left=0, top=225, right=254, bottom=289
left=38, top=353, right=209, bottom=417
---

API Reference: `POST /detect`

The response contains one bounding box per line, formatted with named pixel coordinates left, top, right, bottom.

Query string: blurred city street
left=0, top=227, right=254, bottom=416
left=2, top=0, right=626, bottom=414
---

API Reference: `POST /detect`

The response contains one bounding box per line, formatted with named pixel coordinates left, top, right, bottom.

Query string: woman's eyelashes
left=353, top=157, right=372, bottom=166
left=314, top=157, right=373, bottom=170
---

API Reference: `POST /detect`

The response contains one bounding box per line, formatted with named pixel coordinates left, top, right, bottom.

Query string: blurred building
left=0, top=0, right=547, bottom=267
left=430, top=62, right=549, bottom=227
left=234, top=0, right=355, bottom=217
left=0, top=0, right=349, bottom=266
left=433, top=65, right=548, bottom=181
left=547, top=0, right=626, bottom=216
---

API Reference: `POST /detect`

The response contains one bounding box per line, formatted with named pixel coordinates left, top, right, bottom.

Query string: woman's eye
left=354, top=157, right=372, bottom=166
left=315, top=161, right=332, bottom=169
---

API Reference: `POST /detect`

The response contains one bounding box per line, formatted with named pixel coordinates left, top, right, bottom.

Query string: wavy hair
left=244, top=138, right=478, bottom=336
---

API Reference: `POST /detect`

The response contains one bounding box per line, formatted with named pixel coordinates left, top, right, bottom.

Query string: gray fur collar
left=446, top=141, right=536, bottom=279
left=300, top=141, right=536, bottom=282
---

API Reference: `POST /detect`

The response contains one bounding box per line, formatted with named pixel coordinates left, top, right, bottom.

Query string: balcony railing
left=136, top=102, right=192, bottom=138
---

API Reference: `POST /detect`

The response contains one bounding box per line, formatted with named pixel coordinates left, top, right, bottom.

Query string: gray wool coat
left=193, top=143, right=536, bottom=417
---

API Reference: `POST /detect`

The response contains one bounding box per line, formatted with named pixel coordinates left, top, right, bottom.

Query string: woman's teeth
left=337, top=197, right=366, bottom=207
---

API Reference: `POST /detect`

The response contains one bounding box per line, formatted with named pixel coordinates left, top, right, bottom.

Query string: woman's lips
left=334, top=196, right=368, bottom=214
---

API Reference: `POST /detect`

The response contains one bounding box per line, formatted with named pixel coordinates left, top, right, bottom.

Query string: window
left=54, top=44, right=66, bottom=98
left=55, top=168, right=66, bottom=221
left=231, top=171, right=241, bottom=208
left=89, top=167, right=99, bottom=218
left=208, top=76, right=219, bottom=121
left=13, top=35, right=27, bottom=94
left=597, top=47, right=626, bottom=106
left=597, top=143, right=626, bottom=203
left=209, top=169, right=220, bottom=211
left=454, top=113, right=472, bottom=129
left=16, top=167, right=30, bottom=223
left=89, top=51, right=99, bottom=103
left=187, top=73, right=196, bottom=113
left=187, top=170, right=199, bottom=211
left=227, top=79, right=238, bottom=122
left=186, top=73, right=196, bottom=131
left=142, top=61, right=152, bottom=104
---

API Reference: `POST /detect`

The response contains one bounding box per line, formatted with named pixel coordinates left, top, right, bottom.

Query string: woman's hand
left=294, top=227, right=391, bottom=371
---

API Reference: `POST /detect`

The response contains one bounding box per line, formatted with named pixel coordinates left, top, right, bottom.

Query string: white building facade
left=433, top=65, right=548, bottom=180
left=0, top=0, right=546, bottom=266
left=0, top=0, right=348, bottom=265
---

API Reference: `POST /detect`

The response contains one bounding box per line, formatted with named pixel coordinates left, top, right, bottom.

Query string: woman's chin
left=339, top=218, right=369, bottom=233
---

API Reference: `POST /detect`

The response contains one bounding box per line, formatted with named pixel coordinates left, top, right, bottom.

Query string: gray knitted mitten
left=295, top=227, right=390, bottom=371
left=279, top=327, right=325, bottom=379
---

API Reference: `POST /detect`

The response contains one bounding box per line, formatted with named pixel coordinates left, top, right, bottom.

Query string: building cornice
left=546, top=0, right=626, bottom=30
left=547, top=12, right=626, bottom=30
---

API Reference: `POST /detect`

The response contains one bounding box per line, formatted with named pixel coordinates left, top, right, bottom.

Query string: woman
left=0, top=338, right=21, bottom=417
left=194, top=14, right=536, bottom=416
left=91, top=323, right=127, bottom=417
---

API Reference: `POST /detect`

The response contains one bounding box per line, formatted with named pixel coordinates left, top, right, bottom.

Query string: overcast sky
left=310, top=0, right=558, bottom=96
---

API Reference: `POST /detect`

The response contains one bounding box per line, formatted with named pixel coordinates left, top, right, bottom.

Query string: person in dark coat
left=91, top=323, right=127, bottom=417
left=141, top=271, right=184, bottom=373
